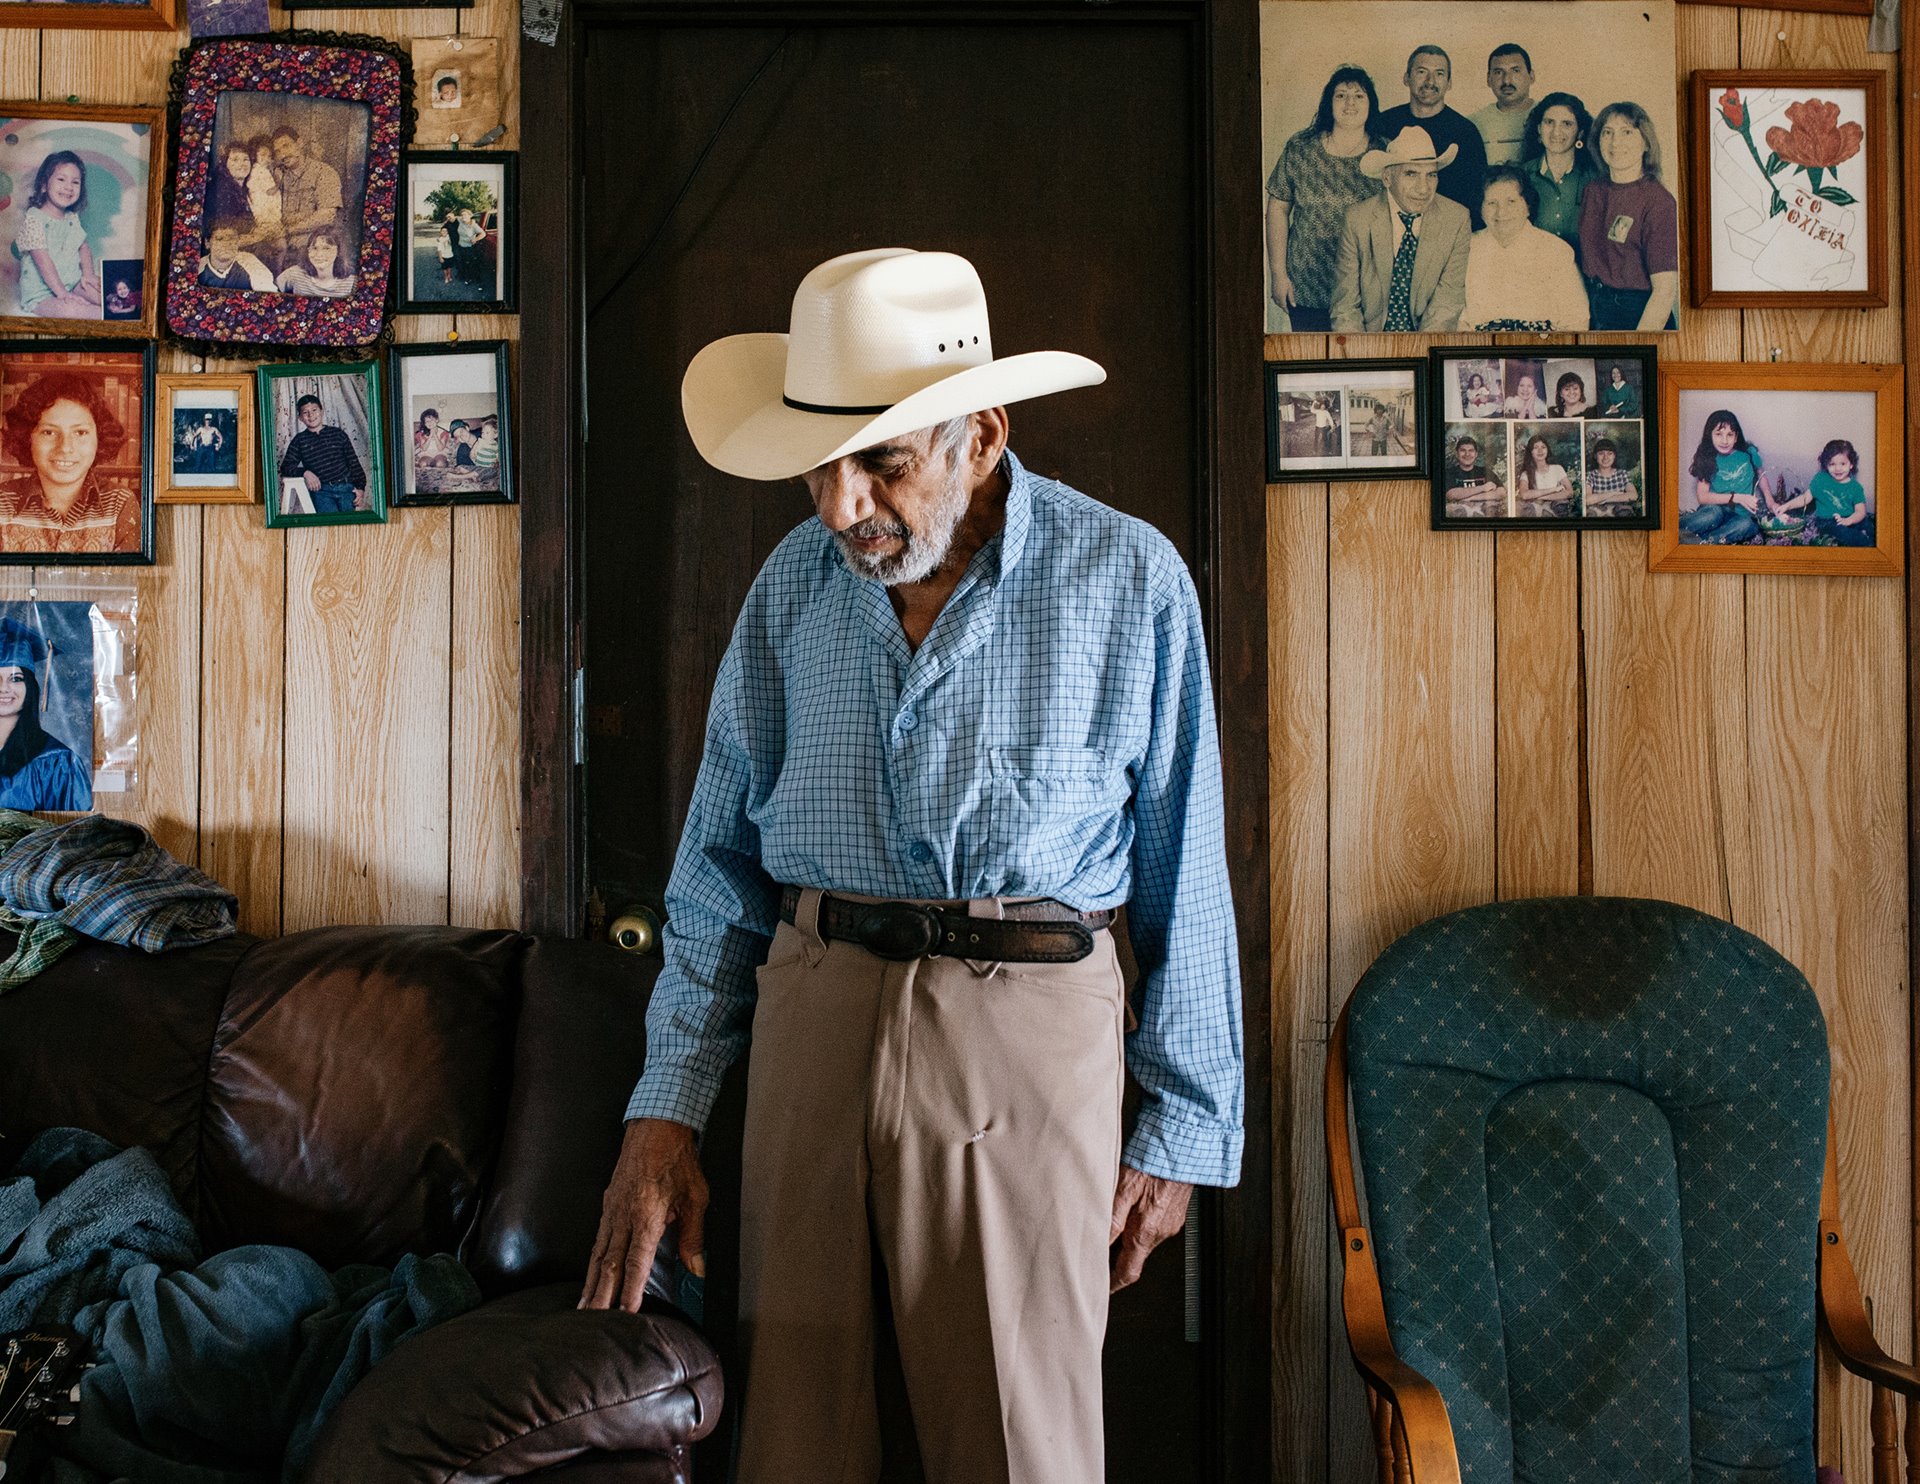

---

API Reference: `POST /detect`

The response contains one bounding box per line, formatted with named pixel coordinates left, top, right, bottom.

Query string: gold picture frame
left=1653, top=361, right=1904, bottom=576
left=155, top=372, right=257, bottom=505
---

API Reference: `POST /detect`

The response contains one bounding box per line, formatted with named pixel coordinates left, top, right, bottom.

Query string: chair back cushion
left=1347, top=898, right=1828, bottom=1484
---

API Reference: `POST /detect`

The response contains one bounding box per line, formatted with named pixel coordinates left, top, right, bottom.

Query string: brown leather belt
left=778, top=885, right=1114, bottom=964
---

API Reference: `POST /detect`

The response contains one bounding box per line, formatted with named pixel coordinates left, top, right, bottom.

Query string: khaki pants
left=736, top=889, right=1126, bottom=1484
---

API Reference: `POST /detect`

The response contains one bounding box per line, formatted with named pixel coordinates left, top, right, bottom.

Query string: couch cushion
left=197, top=926, right=527, bottom=1267
left=299, top=1282, right=722, bottom=1483
left=466, top=938, right=656, bottom=1291
left=0, top=934, right=258, bottom=1204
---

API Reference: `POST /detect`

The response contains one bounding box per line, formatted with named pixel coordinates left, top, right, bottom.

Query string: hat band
left=783, top=393, right=894, bottom=416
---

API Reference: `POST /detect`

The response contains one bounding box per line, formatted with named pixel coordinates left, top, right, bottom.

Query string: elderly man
left=1331, top=126, right=1471, bottom=333
left=580, top=248, right=1244, bottom=1484
left=1471, top=43, right=1537, bottom=166
left=1376, top=44, right=1488, bottom=224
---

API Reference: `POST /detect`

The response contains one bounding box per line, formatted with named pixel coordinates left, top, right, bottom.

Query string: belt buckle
left=853, top=902, right=943, bottom=961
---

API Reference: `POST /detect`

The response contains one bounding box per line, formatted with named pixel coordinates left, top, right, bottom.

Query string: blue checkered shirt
left=626, top=452, right=1244, bottom=1186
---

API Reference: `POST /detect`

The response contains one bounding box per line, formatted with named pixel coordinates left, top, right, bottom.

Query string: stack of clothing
left=0, top=1128, right=478, bottom=1484
left=0, top=812, right=238, bottom=993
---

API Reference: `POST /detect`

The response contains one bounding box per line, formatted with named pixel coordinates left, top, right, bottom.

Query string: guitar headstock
left=0, top=1326, right=91, bottom=1481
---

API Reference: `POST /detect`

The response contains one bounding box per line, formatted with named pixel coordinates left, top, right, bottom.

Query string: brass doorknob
left=609, top=905, right=661, bottom=956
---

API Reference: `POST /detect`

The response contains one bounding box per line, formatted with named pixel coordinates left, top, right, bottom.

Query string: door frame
left=518, top=4, right=1271, bottom=1476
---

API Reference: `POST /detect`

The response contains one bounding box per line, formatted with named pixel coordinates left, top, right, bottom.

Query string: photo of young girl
left=1809, top=438, right=1873, bottom=547
left=1512, top=424, right=1579, bottom=517
left=1657, top=366, right=1898, bottom=573
left=16, top=152, right=101, bottom=320
left=1581, top=421, right=1644, bottom=518
left=1679, top=408, right=1767, bottom=544
left=0, top=111, right=159, bottom=334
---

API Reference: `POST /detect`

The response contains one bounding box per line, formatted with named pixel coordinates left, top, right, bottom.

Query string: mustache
left=842, top=519, right=909, bottom=540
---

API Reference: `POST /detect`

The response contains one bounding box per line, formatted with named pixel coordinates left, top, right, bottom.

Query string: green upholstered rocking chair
left=1325, top=897, right=1920, bottom=1484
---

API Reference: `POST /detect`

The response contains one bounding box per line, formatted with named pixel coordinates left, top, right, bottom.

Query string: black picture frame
left=1265, top=357, right=1428, bottom=483
left=394, top=150, right=518, bottom=314
left=387, top=339, right=513, bottom=506
left=0, top=339, right=156, bottom=566
left=1428, top=343, right=1661, bottom=531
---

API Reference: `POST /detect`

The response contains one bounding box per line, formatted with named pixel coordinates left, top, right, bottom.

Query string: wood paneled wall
left=0, top=0, right=521, bottom=937
left=1269, top=7, right=1910, bottom=1482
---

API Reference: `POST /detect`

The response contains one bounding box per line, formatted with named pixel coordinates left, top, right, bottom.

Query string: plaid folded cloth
left=0, top=810, right=238, bottom=993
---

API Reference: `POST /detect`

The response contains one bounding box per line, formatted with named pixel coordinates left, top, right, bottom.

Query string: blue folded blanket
left=0, top=1128, right=479, bottom=1484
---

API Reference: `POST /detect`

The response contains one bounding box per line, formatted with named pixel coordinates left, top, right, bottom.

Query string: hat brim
left=682, top=334, right=1107, bottom=481
left=1360, top=141, right=1461, bottom=177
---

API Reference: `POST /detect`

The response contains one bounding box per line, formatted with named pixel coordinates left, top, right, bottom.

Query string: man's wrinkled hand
left=579, top=1117, right=709, bottom=1313
left=1108, top=1165, right=1192, bottom=1293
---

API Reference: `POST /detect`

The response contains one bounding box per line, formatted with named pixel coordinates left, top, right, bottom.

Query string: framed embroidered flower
left=0, top=103, right=166, bottom=340
left=163, top=33, right=415, bottom=355
left=1689, top=70, right=1887, bottom=309
left=0, top=341, right=155, bottom=566
left=1653, top=362, right=1903, bottom=576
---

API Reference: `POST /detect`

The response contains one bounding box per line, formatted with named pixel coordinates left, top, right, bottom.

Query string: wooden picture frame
left=388, top=339, right=513, bottom=506
left=257, top=359, right=387, bottom=528
left=0, top=0, right=177, bottom=31
left=1265, top=358, right=1426, bottom=483
left=0, top=340, right=155, bottom=566
left=1686, top=0, right=1868, bottom=13
left=1654, top=362, right=1903, bottom=576
left=394, top=150, right=518, bottom=314
left=0, top=102, right=166, bottom=339
left=1690, top=70, right=1887, bottom=310
left=164, top=33, right=414, bottom=355
left=1429, top=343, right=1660, bottom=531
left=155, top=371, right=256, bottom=505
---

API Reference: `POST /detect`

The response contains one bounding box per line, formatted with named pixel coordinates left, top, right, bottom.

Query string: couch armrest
left=300, top=1282, right=722, bottom=1482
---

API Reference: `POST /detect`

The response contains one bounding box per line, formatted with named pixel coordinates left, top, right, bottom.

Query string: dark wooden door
left=578, top=17, right=1208, bottom=1481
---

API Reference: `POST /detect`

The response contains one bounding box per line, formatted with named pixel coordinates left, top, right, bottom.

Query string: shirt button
left=898, top=709, right=918, bottom=733
left=910, top=842, right=933, bottom=863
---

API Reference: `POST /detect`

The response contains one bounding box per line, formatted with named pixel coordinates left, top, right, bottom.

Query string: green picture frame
left=256, top=359, right=387, bottom=528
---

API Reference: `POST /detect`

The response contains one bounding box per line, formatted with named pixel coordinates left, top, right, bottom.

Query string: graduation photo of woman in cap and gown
left=0, top=613, right=92, bottom=811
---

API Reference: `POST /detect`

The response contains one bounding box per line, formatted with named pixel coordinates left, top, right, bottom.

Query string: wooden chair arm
left=1819, top=1216, right=1920, bottom=1397
left=1816, top=1111, right=1920, bottom=1397
left=1327, top=1006, right=1462, bottom=1484
left=1339, top=1226, right=1463, bottom=1484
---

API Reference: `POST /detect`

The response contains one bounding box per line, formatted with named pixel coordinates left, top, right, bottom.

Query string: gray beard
left=834, top=464, right=971, bottom=586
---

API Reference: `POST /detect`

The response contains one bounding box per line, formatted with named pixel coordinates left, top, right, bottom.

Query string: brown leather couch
left=0, top=925, right=725, bottom=1481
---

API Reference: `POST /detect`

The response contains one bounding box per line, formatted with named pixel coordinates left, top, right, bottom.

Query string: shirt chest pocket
left=985, top=745, right=1130, bottom=891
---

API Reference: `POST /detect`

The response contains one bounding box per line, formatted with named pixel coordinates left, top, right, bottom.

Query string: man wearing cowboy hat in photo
left=1331, top=125, right=1472, bottom=333
left=579, top=247, right=1243, bottom=1484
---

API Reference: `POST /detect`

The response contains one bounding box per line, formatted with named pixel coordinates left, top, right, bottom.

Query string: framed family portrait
left=1258, top=0, right=1680, bottom=335
left=257, top=360, right=386, bottom=528
left=1653, top=362, right=1903, bottom=576
left=1429, top=344, right=1658, bottom=530
left=396, top=151, right=517, bottom=313
left=1265, top=358, right=1425, bottom=482
left=155, top=372, right=255, bottom=505
left=0, top=342, right=153, bottom=566
left=0, top=103, right=165, bottom=339
left=1690, top=71, right=1886, bottom=309
left=164, top=34, right=413, bottom=353
left=389, top=341, right=513, bottom=506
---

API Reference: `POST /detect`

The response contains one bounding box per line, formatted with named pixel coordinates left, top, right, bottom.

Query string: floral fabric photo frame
left=1690, top=70, right=1887, bottom=309
left=164, top=34, right=414, bottom=355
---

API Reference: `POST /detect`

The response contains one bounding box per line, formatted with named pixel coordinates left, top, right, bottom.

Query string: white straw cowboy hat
left=1360, top=125, right=1460, bottom=179
left=681, top=248, right=1107, bottom=481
